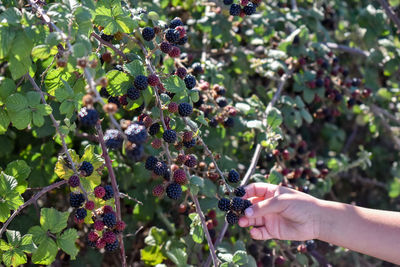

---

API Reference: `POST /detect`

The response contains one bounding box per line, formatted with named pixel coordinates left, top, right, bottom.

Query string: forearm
left=316, top=199, right=400, bottom=264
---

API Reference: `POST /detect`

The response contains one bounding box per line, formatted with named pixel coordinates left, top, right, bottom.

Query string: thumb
left=244, top=196, right=285, bottom=218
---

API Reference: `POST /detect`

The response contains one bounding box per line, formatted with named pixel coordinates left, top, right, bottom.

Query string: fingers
left=247, top=196, right=264, bottom=204
left=244, top=183, right=278, bottom=199
left=244, top=196, right=285, bottom=218
left=250, top=227, right=273, bottom=240
left=238, top=216, right=264, bottom=227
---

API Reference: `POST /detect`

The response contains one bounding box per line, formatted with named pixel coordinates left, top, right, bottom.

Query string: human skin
left=238, top=183, right=400, bottom=265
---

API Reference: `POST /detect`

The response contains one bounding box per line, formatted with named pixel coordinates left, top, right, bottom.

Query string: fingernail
left=245, top=207, right=253, bottom=217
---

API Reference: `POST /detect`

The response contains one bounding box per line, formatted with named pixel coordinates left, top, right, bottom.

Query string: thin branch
left=119, top=192, right=143, bottom=205
left=371, top=106, right=400, bottom=150
left=95, top=122, right=127, bottom=267
left=377, top=0, right=400, bottom=33
left=0, top=180, right=68, bottom=236
left=371, top=104, right=400, bottom=126
left=325, top=42, right=369, bottom=57
left=91, top=32, right=127, bottom=60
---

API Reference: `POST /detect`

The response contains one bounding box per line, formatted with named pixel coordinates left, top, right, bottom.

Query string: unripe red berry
left=175, top=154, right=186, bottom=165
left=103, top=205, right=114, bottom=214
left=206, top=220, right=214, bottom=230
left=88, top=231, right=99, bottom=242
left=147, top=74, right=160, bottom=86
left=168, top=102, right=178, bottom=113
left=115, top=221, right=126, bottom=231
left=94, top=186, right=106, bottom=198
left=102, top=231, right=117, bottom=243
left=152, top=184, right=164, bottom=197
left=85, top=201, right=95, bottom=210
left=94, top=220, right=105, bottom=231
left=183, top=131, right=193, bottom=142
left=272, top=149, right=280, bottom=157
left=168, top=46, right=180, bottom=58
left=173, top=169, right=187, bottom=185
left=151, top=139, right=162, bottom=149
left=282, top=149, right=290, bottom=160
left=207, top=210, right=216, bottom=219
left=96, top=238, right=106, bottom=249
left=175, top=26, right=186, bottom=38
left=178, top=203, right=187, bottom=213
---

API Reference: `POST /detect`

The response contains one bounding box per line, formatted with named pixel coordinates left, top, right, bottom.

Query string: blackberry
left=145, top=156, right=158, bottom=170
left=209, top=117, right=218, bottom=127
left=160, top=41, right=172, bottom=53
left=351, top=78, right=360, bottom=87
left=154, top=161, right=168, bottom=176
left=223, top=0, right=233, bottom=4
left=115, top=221, right=126, bottom=231
left=152, top=184, right=164, bottom=197
left=105, top=240, right=119, bottom=252
left=173, top=169, right=187, bottom=185
left=166, top=183, right=182, bottom=200
left=94, top=186, right=106, bottom=198
left=119, top=95, right=128, bottom=106
left=103, top=185, right=114, bottom=201
left=87, top=240, right=96, bottom=247
left=244, top=3, right=256, bottom=15
left=103, top=212, right=117, bottom=228
left=242, top=199, right=252, bottom=211
left=163, top=129, right=177, bottom=143
left=192, top=63, right=203, bottom=75
left=68, top=175, right=80, bottom=188
left=113, top=65, right=123, bottom=71
left=104, top=129, right=123, bottom=149
left=108, top=96, right=121, bottom=107
left=94, top=220, right=105, bottom=231
left=218, top=198, right=230, bottom=212
left=126, top=144, right=144, bottom=162
left=184, top=154, right=197, bottom=168
left=163, top=170, right=171, bottom=181
left=223, top=117, right=234, bottom=128
left=315, top=79, right=324, bottom=87
left=124, top=123, right=147, bottom=144
left=165, top=29, right=180, bottom=44
left=142, top=27, right=155, bottom=41
left=147, top=74, right=160, bottom=86
left=178, top=103, right=193, bottom=117
left=230, top=197, right=244, bottom=212
left=228, top=169, right=240, bottom=183
left=234, top=186, right=246, bottom=197
left=100, top=33, right=114, bottom=42
left=134, top=75, right=148, bottom=90
left=266, top=153, right=274, bottom=162
left=183, top=138, right=196, bottom=148
left=85, top=201, right=95, bottom=210
left=216, top=97, right=227, bottom=108
left=176, top=67, right=187, bottom=79
left=79, top=161, right=94, bottom=176
left=75, top=208, right=87, bottom=220
left=149, top=123, right=160, bottom=136
left=230, top=4, right=241, bottom=16
left=184, top=75, right=196, bottom=89
left=305, top=240, right=316, bottom=251
left=78, top=107, right=99, bottom=126
left=292, top=35, right=300, bottom=45
left=169, top=18, right=184, bottom=29
left=177, top=36, right=188, bottom=45
left=127, top=87, right=140, bottom=100
left=70, top=193, right=85, bottom=208
left=168, top=46, right=180, bottom=58
left=216, top=87, right=226, bottom=96
left=100, top=87, right=110, bottom=98
left=103, top=231, right=117, bottom=244
left=183, top=131, right=193, bottom=142
left=226, top=211, right=239, bottom=225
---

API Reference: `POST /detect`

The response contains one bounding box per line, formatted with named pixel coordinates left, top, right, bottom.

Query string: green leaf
left=31, top=237, right=58, bottom=265
left=0, top=8, right=21, bottom=26
left=0, top=26, right=16, bottom=59
left=165, top=247, right=187, bottom=267
left=300, top=109, right=313, bottom=124
left=124, top=60, right=145, bottom=76
left=40, top=208, right=70, bottom=234
left=106, top=70, right=132, bottom=96
left=140, top=245, right=166, bottom=265
left=0, top=172, right=24, bottom=222
left=28, top=226, right=48, bottom=245
left=45, top=69, right=73, bottom=96
left=247, top=120, right=264, bottom=130
left=303, top=88, right=315, bottom=103
left=266, top=106, right=282, bottom=129
left=2, top=249, right=27, bottom=267
left=19, top=234, right=36, bottom=253
left=0, top=110, right=10, bottom=134
left=5, top=93, right=28, bottom=112
left=189, top=175, right=204, bottom=195
left=163, top=76, right=186, bottom=94
left=6, top=230, right=21, bottom=247
left=144, top=227, right=168, bottom=246
left=31, top=45, right=52, bottom=60
left=8, top=32, right=33, bottom=80
left=0, top=78, right=16, bottom=104
left=189, top=214, right=204, bottom=244
left=232, top=250, right=248, bottom=265
left=5, top=160, right=31, bottom=182
left=268, top=170, right=283, bottom=184
left=56, top=229, right=79, bottom=259
left=7, top=109, right=31, bottom=130
left=54, top=150, right=79, bottom=180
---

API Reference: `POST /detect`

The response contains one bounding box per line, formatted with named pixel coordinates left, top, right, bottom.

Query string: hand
left=239, top=182, right=321, bottom=241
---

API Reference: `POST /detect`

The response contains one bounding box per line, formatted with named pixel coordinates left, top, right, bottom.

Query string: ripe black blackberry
left=192, top=63, right=203, bottom=75
left=226, top=211, right=239, bottom=225
left=209, top=117, right=218, bottom=127
left=108, top=96, right=121, bottom=107
left=87, top=240, right=96, bottom=248
left=178, top=103, right=193, bottom=117
left=142, top=27, right=155, bottom=41
left=134, top=75, right=149, bottom=90
left=243, top=3, right=256, bottom=15
left=105, top=240, right=119, bottom=252
left=163, top=129, right=177, bottom=143
left=104, top=129, right=123, bottom=149
left=163, top=170, right=171, bottom=181
left=160, top=41, right=172, bottom=53
left=266, top=153, right=274, bottom=162
left=216, top=97, right=227, bottom=108
left=242, top=199, right=252, bottom=212
left=315, top=78, right=324, bottom=87
left=183, top=138, right=196, bottom=148
left=78, top=107, right=99, bottom=126
left=166, top=182, right=182, bottom=200
left=218, top=198, right=230, bottom=212
left=230, top=197, right=244, bottom=212
left=177, top=36, right=188, bottom=45
left=234, top=186, right=246, bottom=197
left=230, top=4, right=241, bottom=16
left=292, top=35, right=300, bottom=45
left=75, top=208, right=87, bottom=220
left=169, top=18, right=184, bottom=29
left=103, top=212, right=117, bottom=228
left=184, top=154, right=197, bottom=168
left=100, top=33, right=114, bottom=42
left=100, top=87, right=110, bottom=98
left=223, top=117, right=234, bottom=128
left=145, top=156, right=158, bottom=170
left=223, top=0, right=233, bottom=5
left=176, top=67, right=187, bottom=79
left=149, top=123, right=160, bottom=136
left=153, top=161, right=168, bottom=176
left=228, top=169, right=240, bottom=183
left=124, top=123, right=147, bottom=144
left=305, top=240, right=316, bottom=251
left=127, top=87, right=140, bottom=100
left=184, top=75, right=196, bottom=89
left=79, top=161, right=94, bottom=176
left=68, top=175, right=80, bottom=188
left=70, top=193, right=85, bottom=208
left=126, top=144, right=144, bottom=162
left=103, top=185, right=114, bottom=201
left=165, top=29, right=180, bottom=44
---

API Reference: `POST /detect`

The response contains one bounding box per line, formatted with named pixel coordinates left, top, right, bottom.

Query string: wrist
left=314, top=199, right=338, bottom=242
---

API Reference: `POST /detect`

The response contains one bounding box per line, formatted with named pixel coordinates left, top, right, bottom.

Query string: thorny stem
left=90, top=32, right=127, bottom=60
left=95, top=122, right=127, bottom=267
left=377, top=0, right=400, bottom=33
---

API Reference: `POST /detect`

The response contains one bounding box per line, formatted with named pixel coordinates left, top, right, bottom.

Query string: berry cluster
left=224, top=0, right=261, bottom=17
left=218, top=186, right=252, bottom=224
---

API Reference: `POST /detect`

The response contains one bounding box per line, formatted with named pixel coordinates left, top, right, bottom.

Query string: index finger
left=243, top=183, right=278, bottom=199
